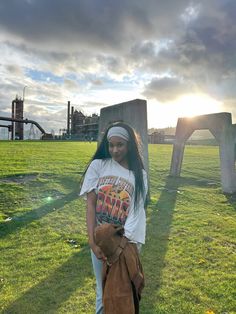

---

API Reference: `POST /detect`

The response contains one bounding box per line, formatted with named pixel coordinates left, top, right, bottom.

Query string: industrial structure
left=0, top=98, right=99, bottom=140
left=66, top=101, right=99, bottom=140
left=0, top=116, right=53, bottom=140
left=0, top=96, right=53, bottom=140
left=11, top=97, right=24, bottom=140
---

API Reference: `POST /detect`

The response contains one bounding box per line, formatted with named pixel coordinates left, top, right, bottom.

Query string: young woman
left=80, top=122, right=148, bottom=314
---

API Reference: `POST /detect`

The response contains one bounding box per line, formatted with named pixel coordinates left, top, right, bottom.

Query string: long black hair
left=81, top=121, right=146, bottom=209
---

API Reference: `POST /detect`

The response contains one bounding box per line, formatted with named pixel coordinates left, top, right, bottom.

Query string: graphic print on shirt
left=96, top=175, right=134, bottom=225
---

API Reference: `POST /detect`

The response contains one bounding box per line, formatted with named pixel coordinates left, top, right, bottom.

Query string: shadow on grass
left=225, top=192, right=236, bottom=210
left=167, top=175, right=220, bottom=188
left=3, top=247, right=93, bottom=314
left=142, top=174, right=223, bottom=313
left=141, top=175, right=180, bottom=313
left=0, top=190, right=79, bottom=239
left=0, top=172, right=39, bottom=181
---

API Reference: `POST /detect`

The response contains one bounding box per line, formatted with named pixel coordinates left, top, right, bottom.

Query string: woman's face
left=108, top=136, right=128, bottom=164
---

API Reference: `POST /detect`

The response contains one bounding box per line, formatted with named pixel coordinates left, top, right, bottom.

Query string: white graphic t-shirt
left=80, top=158, right=147, bottom=244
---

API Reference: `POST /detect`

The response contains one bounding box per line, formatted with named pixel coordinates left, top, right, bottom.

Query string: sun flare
left=147, top=94, right=223, bottom=128
left=174, top=94, right=222, bottom=118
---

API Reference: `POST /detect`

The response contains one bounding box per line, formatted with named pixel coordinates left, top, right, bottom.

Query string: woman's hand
left=90, top=243, right=107, bottom=261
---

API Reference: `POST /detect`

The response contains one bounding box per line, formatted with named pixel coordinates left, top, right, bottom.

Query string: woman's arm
left=86, top=190, right=106, bottom=260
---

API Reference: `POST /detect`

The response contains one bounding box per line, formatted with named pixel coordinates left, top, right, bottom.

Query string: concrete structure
left=11, top=97, right=24, bottom=140
left=170, top=112, right=236, bottom=193
left=99, top=99, right=149, bottom=173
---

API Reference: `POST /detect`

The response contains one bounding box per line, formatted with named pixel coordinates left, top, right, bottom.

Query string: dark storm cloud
left=143, top=77, right=194, bottom=101
left=0, top=0, right=189, bottom=52
left=186, top=3, right=236, bottom=77
left=141, top=0, right=236, bottom=103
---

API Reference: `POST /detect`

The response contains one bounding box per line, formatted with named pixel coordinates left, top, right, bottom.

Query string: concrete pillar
left=219, top=125, right=236, bottom=193
left=169, top=118, right=194, bottom=176
left=170, top=141, right=186, bottom=176
left=99, top=99, right=149, bottom=173
left=233, top=125, right=236, bottom=161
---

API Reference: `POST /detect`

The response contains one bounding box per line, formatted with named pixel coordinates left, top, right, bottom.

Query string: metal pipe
left=0, top=116, right=46, bottom=134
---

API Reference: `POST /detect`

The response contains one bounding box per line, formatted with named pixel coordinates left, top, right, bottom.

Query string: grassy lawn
left=0, top=141, right=235, bottom=314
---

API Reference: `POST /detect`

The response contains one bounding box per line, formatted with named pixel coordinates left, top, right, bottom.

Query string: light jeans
left=91, top=251, right=103, bottom=314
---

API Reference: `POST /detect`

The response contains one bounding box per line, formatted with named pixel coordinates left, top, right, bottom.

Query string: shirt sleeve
left=79, top=159, right=101, bottom=197
left=124, top=205, right=146, bottom=244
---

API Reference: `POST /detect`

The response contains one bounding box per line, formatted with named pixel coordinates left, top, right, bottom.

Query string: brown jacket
left=94, top=223, right=145, bottom=314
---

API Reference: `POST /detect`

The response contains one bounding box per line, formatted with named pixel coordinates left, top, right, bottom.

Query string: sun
left=147, top=94, right=223, bottom=128
left=174, top=94, right=222, bottom=118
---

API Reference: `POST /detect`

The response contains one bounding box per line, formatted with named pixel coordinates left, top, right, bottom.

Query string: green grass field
left=0, top=141, right=236, bottom=314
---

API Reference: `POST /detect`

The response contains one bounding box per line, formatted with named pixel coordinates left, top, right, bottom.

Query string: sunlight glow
left=147, top=94, right=223, bottom=128
left=173, top=94, right=222, bottom=117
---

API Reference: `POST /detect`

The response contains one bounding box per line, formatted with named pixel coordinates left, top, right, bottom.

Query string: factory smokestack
left=67, top=101, right=70, bottom=136
left=11, top=97, right=24, bottom=140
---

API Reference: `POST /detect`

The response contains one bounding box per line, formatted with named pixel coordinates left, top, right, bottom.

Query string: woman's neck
left=117, top=159, right=129, bottom=169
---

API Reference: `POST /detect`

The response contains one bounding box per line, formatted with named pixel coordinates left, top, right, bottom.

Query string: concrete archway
left=170, top=112, right=236, bottom=193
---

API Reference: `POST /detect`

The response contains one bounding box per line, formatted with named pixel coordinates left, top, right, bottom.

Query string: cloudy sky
left=0, top=0, right=235, bottom=134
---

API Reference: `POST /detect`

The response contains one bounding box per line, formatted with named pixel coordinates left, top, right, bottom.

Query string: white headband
left=107, top=126, right=129, bottom=141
